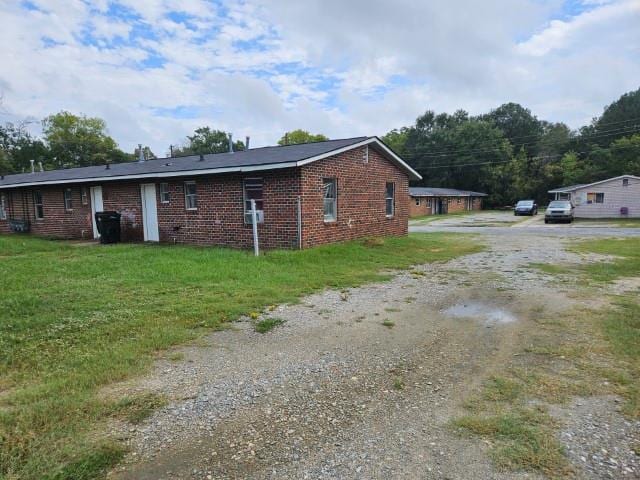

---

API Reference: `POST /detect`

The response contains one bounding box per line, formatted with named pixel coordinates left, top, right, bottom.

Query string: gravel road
left=107, top=231, right=639, bottom=480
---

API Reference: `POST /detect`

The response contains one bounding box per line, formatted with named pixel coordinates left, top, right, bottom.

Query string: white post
left=297, top=196, right=302, bottom=250
left=251, top=199, right=259, bottom=257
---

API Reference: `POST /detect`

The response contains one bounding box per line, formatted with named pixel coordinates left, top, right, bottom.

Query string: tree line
left=383, top=88, right=640, bottom=206
left=0, top=110, right=325, bottom=175
left=2, top=90, right=638, bottom=207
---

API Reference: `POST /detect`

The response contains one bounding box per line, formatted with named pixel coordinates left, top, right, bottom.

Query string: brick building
left=0, top=137, right=421, bottom=249
left=409, top=187, right=486, bottom=217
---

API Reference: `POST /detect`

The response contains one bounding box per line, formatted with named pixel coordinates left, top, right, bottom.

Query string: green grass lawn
left=573, top=218, right=640, bottom=228
left=0, top=233, right=481, bottom=479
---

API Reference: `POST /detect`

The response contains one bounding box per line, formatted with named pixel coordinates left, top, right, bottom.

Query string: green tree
left=382, top=128, right=409, bottom=155
left=0, top=122, right=49, bottom=173
left=278, top=129, right=328, bottom=146
left=483, top=103, right=543, bottom=154
left=592, top=87, right=640, bottom=146
left=174, top=127, right=244, bottom=156
left=42, top=111, right=123, bottom=168
left=607, top=134, right=640, bottom=176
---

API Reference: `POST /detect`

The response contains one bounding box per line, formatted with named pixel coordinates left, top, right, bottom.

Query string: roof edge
left=548, top=174, right=640, bottom=193
left=0, top=136, right=422, bottom=189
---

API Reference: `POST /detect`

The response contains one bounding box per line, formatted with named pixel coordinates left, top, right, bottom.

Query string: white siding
left=572, top=177, right=640, bottom=218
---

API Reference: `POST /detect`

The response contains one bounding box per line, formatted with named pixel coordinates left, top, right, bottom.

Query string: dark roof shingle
left=409, top=187, right=487, bottom=197
left=0, top=137, right=372, bottom=188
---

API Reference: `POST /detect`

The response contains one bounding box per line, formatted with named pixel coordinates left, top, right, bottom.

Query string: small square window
left=64, top=188, right=73, bottom=211
left=323, top=178, right=337, bottom=222
left=385, top=182, right=395, bottom=217
left=184, top=181, right=197, bottom=210
left=160, top=183, right=170, bottom=203
left=415, top=197, right=420, bottom=206
left=623, top=178, right=629, bottom=187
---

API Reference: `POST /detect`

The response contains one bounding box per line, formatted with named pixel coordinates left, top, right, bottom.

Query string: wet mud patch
left=443, top=301, right=518, bottom=326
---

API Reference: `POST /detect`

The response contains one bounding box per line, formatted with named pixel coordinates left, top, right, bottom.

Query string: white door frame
left=90, top=186, right=104, bottom=239
left=140, top=183, right=160, bottom=242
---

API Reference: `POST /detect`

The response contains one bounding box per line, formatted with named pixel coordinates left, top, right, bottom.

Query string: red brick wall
left=408, top=195, right=483, bottom=217
left=409, top=196, right=433, bottom=217
left=102, top=182, right=144, bottom=242
left=300, top=146, right=408, bottom=248
left=0, top=185, right=93, bottom=239
left=1, top=147, right=411, bottom=249
left=154, top=170, right=301, bottom=249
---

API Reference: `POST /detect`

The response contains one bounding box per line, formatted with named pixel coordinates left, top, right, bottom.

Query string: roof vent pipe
left=228, top=133, right=233, bottom=153
left=245, top=136, right=250, bottom=150
left=138, top=144, right=145, bottom=163
left=30, top=159, right=35, bottom=174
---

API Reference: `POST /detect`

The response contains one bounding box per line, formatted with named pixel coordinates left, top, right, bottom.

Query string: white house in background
left=548, top=175, right=640, bottom=218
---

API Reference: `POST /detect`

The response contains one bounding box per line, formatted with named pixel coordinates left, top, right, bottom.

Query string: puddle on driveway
left=443, top=302, right=517, bottom=326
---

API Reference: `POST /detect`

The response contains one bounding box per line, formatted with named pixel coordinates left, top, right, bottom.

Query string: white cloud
left=0, top=0, right=638, bottom=156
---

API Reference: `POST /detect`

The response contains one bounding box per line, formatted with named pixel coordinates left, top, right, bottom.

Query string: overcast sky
left=0, top=0, right=639, bottom=156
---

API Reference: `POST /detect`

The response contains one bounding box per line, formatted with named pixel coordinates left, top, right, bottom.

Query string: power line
left=407, top=115, right=640, bottom=154
left=403, top=124, right=640, bottom=160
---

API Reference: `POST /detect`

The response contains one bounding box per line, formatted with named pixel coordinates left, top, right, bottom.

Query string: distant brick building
left=409, top=187, right=486, bottom=217
left=0, top=137, right=421, bottom=249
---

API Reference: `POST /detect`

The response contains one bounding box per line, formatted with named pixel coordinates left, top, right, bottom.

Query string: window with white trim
left=64, top=188, right=73, bottom=211
left=243, top=178, right=264, bottom=223
left=0, top=193, right=7, bottom=220
left=81, top=187, right=88, bottom=205
left=323, top=178, right=337, bottom=222
left=587, top=192, right=604, bottom=204
left=34, top=191, right=44, bottom=219
left=160, top=183, right=170, bottom=203
left=184, top=181, right=198, bottom=210
left=415, top=197, right=420, bottom=206
left=385, top=182, right=395, bottom=217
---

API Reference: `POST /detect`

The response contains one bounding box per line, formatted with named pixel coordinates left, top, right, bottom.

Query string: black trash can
left=95, top=211, right=121, bottom=244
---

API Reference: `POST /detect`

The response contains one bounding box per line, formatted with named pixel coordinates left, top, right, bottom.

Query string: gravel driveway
left=410, top=211, right=640, bottom=237
left=107, top=231, right=639, bottom=480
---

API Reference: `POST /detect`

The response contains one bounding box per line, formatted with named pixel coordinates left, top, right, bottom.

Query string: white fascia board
left=549, top=175, right=640, bottom=193
left=0, top=162, right=298, bottom=189
left=0, top=137, right=423, bottom=189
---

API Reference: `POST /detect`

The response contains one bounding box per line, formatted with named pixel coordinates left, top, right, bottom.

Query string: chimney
left=30, top=159, right=35, bottom=173
left=106, top=160, right=111, bottom=170
left=138, top=144, right=145, bottom=163
left=245, top=136, right=250, bottom=150
left=199, top=154, right=204, bottom=162
left=228, top=133, right=233, bottom=153
left=38, top=161, right=44, bottom=172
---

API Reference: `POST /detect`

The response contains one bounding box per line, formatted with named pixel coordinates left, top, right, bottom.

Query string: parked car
left=545, top=200, right=574, bottom=223
left=514, top=200, right=538, bottom=216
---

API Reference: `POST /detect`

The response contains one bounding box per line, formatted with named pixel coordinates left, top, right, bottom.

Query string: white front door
left=90, top=186, right=104, bottom=239
left=141, top=183, right=160, bottom=242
